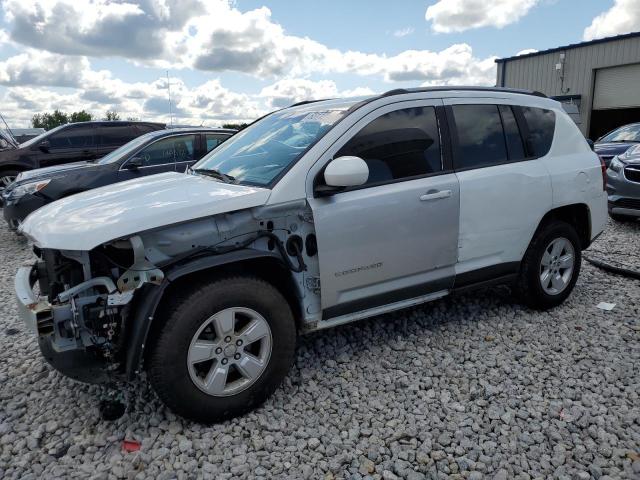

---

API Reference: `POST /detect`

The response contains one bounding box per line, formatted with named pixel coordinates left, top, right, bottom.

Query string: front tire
left=516, top=221, right=581, bottom=310
left=147, top=276, right=296, bottom=423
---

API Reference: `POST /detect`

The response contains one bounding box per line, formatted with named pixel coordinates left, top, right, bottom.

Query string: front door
left=119, top=134, right=198, bottom=180
left=36, top=124, right=97, bottom=167
left=308, top=101, right=460, bottom=319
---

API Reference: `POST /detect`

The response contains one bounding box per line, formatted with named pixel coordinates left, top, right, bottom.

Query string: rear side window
left=499, top=105, right=526, bottom=161
left=99, top=124, right=137, bottom=147
left=136, top=124, right=162, bottom=135
left=336, top=106, right=441, bottom=185
left=49, top=126, right=94, bottom=149
left=451, top=104, right=508, bottom=169
left=521, top=107, right=555, bottom=157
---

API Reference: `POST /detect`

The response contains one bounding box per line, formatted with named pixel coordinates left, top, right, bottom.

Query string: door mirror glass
left=126, top=156, right=144, bottom=169
left=38, top=140, right=51, bottom=152
left=324, top=156, right=369, bottom=187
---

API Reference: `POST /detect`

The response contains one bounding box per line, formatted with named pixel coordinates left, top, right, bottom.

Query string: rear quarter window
left=521, top=107, right=555, bottom=157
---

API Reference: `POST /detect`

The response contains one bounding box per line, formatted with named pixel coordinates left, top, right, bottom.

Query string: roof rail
left=288, top=99, right=332, bottom=108
left=379, top=86, right=547, bottom=98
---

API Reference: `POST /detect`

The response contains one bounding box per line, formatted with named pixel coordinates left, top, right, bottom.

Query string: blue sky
left=0, top=0, right=636, bottom=126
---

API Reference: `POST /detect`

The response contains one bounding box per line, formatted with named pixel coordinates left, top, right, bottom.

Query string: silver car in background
left=606, top=144, right=640, bottom=221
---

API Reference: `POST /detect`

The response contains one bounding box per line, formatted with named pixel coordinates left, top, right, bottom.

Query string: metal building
left=496, top=32, right=640, bottom=140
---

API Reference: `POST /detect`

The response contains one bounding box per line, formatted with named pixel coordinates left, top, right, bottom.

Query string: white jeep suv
left=15, top=87, right=607, bottom=422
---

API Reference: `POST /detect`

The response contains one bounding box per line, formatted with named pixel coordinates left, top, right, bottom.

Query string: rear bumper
left=15, top=266, right=116, bottom=384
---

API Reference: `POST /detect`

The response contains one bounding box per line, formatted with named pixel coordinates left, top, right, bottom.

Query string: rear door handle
left=420, top=189, right=452, bottom=201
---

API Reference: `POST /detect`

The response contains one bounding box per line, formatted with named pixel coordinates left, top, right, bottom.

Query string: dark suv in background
left=0, top=121, right=165, bottom=192
left=2, top=127, right=235, bottom=229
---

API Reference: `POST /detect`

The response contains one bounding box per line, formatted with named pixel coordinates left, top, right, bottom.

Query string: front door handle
left=420, top=189, right=452, bottom=201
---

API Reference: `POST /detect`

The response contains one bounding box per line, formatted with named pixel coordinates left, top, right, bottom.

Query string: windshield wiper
left=192, top=168, right=236, bottom=184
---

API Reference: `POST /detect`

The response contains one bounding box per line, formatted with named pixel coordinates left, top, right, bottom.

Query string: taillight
left=599, top=156, right=606, bottom=191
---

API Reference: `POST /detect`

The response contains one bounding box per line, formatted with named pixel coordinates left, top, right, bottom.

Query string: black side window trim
left=447, top=103, right=543, bottom=173
left=314, top=104, right=453, bottom=197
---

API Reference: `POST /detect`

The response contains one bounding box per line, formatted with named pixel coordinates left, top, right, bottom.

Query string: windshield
left=96, top=133, right=157, bottom=164
left=19, top=124, right=68, bottom=148
left=192, top=102, right=355, bottom=186
left=600, top=123, right=640, bottom=143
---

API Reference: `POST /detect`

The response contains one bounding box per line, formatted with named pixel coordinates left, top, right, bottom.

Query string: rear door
left=444, top=100, right=553, bottom=280
left=308, top=100, right=460, bottom=318
left=97, top=123, right=138, bottom=157
left=36, top=124, right=97, bottom=167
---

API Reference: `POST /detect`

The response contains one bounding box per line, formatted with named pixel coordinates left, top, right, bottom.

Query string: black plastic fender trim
left=124, top=249, right=285, bottom=380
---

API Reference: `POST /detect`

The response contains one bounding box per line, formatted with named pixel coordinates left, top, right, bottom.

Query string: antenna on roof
left=167, top=70, right=174, bottom=128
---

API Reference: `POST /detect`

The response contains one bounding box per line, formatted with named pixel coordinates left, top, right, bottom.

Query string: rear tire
left=147, top=276, right=296, bottom=423
left=516, top=221, right=581, bottom=310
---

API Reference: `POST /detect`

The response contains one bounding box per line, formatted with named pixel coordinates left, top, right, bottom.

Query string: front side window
left=521, top=107, right=555, bottom=157
left=194, top=104, right=351, bottom=186
left=336, top=106, right=442, bottom=185
left=49, top=126, right=94, bottom=149
left=452, top=104, right=508, bottom=169
left=205, top=134, right=226, bottom=153
left=136, top=135, right=196, bottom=167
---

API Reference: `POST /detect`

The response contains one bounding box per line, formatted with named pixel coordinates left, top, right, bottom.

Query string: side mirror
left=324, top=156, right=369, bottom=187
left=126, top=156, right=144, bottom=169
left=38, top=140, right=51, bottom=152
left=0, top=139, right=7, bottom=149
left=586, top=139, right=595, bottom=151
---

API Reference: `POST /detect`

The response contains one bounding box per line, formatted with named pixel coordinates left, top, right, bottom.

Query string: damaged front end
left=16, top=201, right=320, bottom=384
left=15, top=236, right=163, bottom=383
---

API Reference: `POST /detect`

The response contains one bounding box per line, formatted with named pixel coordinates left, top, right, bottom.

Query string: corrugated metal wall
left=496, top=36, right=640, bottom=134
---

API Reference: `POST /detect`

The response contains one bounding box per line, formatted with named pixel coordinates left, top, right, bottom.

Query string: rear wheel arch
left=534, top=203, right=591, bottom=250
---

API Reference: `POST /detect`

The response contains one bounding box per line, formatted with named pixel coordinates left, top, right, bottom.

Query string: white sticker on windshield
left=300, top=110, right=344, bottom=125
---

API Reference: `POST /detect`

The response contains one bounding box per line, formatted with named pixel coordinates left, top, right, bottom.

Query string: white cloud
left=516, top=48, right=538, bottom=56
left=259, top=79, right=376, bottom=109
left=1, top=0, right=497, bottom=84
left=0, top=50, right=90, bottom=87
left=383, top=44, right=496, bottom=85
left=393, top=27, right=415, bottom=37
left=583, top=0, right=640, bottom=40
left=425, top=0, right=540, bottom=33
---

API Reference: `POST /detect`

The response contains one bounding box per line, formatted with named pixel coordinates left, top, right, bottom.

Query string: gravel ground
left=0, top=218, right=639, bottom=480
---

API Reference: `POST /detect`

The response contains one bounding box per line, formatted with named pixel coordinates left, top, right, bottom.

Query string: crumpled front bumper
left=14, top=265, right=116, bottom=384
left=15, top=265, right=48, bottom=334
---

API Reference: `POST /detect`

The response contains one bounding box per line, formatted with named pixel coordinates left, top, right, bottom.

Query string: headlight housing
left=8, top=179, right=51, bottom=199
left=609, top=156, right=623, bottom=173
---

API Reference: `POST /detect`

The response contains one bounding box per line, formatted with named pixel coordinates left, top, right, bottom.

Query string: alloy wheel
left=187, top=307, right=272, bottom=397
left=539, top=237, right=575, bottom=295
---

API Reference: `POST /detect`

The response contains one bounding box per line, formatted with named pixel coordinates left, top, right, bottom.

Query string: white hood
left=20, top=172, right=271, bottom=250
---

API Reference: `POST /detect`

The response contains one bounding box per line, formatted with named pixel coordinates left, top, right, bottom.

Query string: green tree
left=69, top=110, right=92, bottom=123
left=103, top=111, right=121, bottom=121
left=222, top=123, right=249, bottom=131
left=126, top=116, right=140, bottom=121
left=31, top=110, right=69, bottom=130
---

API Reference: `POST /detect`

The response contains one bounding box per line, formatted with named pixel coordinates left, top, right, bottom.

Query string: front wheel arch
left=123, top=253, right=301, bottom=379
